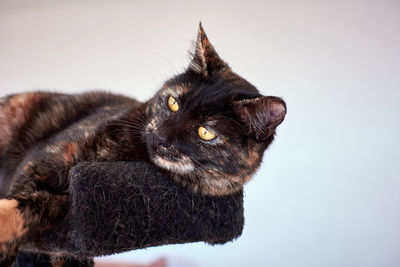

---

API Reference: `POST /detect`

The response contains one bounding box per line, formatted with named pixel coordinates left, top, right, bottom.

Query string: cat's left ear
left=234, top=96, right=287, bottom=141
left=189, top=23, right=229, bottom=76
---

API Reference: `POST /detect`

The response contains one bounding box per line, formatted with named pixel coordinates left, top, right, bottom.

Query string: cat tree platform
left=14, top=161, right=244, bottom=266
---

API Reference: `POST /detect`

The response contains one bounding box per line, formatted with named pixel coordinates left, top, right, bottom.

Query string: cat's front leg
left=0, top=199, right=26, bottom=267
left=0, top=192, right=68, bottom=266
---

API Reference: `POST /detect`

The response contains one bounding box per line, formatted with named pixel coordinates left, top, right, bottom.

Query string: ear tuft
left=234, top=96, right=286, bottom=141
left=189, top=23, right=228, bottom=76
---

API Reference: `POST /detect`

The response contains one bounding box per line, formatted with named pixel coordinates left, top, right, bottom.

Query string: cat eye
left=167, top=96, right=179, bottom=112
left=198, top=126, right=216, bottom=140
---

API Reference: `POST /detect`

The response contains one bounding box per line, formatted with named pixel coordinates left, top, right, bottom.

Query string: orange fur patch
left=0, top=199, right=26, bottom=243
left=0, top=93, right=45, bottom=155
left=52, top=259, right=65, bottom=267
left=62, top=142, right=78, bottom=164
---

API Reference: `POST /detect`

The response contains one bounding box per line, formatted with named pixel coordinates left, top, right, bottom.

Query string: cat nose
left=153, top=132, right=169, bottom=147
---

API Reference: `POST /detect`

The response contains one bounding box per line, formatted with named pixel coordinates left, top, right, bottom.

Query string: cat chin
left=152, top=155, right=195, bottom=174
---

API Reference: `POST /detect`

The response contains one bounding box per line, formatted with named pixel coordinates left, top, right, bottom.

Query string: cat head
left=144, top=24, right=286, bottom=196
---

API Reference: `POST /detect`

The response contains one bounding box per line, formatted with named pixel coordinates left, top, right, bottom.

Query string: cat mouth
left=145, top=128, right=195, bottom=174
left=152, top=154, right=195, bottom=174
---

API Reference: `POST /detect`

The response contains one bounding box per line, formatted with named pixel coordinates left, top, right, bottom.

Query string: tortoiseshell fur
left=0, top=25, right=286, bottom=266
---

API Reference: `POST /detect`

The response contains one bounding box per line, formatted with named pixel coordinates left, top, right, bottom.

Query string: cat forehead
left=160, top=86, right=231, bottom=113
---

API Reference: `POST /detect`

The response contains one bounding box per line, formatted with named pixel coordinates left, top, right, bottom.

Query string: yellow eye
left=198, top=126, right=216, bottom=140
left=168, top=96, right=179, bottom=112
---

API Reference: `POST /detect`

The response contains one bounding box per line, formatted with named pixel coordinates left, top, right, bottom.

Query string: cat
left=0, top=24, right=286, bottom=266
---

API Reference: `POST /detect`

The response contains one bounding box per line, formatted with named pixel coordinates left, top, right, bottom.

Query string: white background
left=1, top=1, right=399, bottom=266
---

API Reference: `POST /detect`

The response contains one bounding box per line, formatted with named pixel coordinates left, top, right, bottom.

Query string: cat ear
left=189, top=23, right=228, bottom=76
left=234, top=96, right=286, bottom=141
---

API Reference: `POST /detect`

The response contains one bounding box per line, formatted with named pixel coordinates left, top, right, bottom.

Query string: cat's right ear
left=234, top=96, right=286, bottom=141
left=189, top=23, right=228, bottom=76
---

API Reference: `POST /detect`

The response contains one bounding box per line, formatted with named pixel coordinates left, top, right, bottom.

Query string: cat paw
left=0, top=199, right=26, bottom=244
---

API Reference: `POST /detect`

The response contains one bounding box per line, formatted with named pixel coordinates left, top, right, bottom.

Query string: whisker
left=190, top=158, right=213, bottom=175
